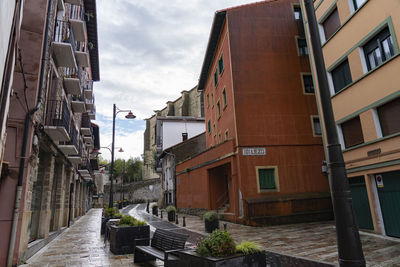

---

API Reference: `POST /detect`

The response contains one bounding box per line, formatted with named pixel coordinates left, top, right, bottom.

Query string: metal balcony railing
left=54, top=20, right=76, bottom=52
left=65, top=124, right=79, bottom=151
left=70, top=4, right=84, bottom=21
left=79, top=157, right=92, bottom=173
left=60, top=66, right=82, bottom=80
left=45, top=99, right=71, bottom=132
left=81, top=113, right=92, bottom=131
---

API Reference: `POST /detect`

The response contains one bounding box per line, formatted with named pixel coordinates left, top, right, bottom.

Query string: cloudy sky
left=95, top=0, right=257, bottom=160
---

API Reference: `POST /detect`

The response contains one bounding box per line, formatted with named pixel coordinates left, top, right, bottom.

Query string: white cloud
left=94, top=0, right=258, bottom=160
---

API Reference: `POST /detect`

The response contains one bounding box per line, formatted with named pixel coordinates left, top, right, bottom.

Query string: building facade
left=0, top=0, right=100, bottom=265
left=301, top=0, right=400, bottom=237
left=143, top=86, right=203, bottom=180
left=176, top=0, right=332, bottom=226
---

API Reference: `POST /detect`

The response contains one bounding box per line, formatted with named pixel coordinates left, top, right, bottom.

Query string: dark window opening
left=331, top=59, right=352, bottom=93
left=341, top=116, right=364, bottom=148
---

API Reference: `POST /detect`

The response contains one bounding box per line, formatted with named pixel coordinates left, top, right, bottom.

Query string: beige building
left=301, top=0, right=400, bottom=237
left=143, top=86, right=203, bottom=180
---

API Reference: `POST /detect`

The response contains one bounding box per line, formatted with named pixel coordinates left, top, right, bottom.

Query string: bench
left=134, top=228, right=189, bottom=266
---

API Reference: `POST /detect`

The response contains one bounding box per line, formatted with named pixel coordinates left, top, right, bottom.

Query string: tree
left=113, top=157, right=143, bottom=183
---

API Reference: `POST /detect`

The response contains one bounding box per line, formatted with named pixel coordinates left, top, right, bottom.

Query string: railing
left=79, top=157, right=92, bottom=173
left=60, top=66, right=81, bottom=80
left=66, top=124, right=79, bottom=152
left=85, top=95, right=95, bottom=109
left=81, top=113, right=91, bottom=128
left=70, top=4, right=84, bottom=21
left=53, top=20, right=76, bottom=52
left=45, top=99, right=71, bottom=132
left=216, top=191, right=229, bottom=210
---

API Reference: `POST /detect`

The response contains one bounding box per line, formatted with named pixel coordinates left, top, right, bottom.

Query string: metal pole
left=109, top=104, right=116, bottom=207
left=303, top=1, right=365, bottom=266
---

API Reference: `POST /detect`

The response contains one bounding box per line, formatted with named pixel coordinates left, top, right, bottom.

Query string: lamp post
left=303, top=1, right=365, bottom=266
left=109, top=104, right=136, bottom=207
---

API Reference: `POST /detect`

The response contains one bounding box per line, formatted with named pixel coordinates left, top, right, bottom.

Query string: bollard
left=160, top=210, right=163, bottom=219
left=146, top=201, right=149, bottom=213
left=223, top=223, right=227, bottom=231
left=176, top=214, right=179, bottom=224
left=183, top=216, right=186, bottom=227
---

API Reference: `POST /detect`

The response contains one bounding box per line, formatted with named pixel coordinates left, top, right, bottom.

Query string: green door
left=349, top=176, right=374, bottom=230
left=377, top=171, right=400, bottom=238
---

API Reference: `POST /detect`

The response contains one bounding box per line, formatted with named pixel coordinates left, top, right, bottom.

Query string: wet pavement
left=25, top=204, right=400, bottom=266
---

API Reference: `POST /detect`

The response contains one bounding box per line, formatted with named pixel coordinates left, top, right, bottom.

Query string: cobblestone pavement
left=171, top=212, right=400, bottom=267
left=25, top=208, right=163, bottom=267
left=25, top=205, right=400, bottom=266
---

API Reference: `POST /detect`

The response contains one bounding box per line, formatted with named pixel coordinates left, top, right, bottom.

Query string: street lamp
left=303, top=1, right=365, bottom=266
left=109, top=104, right=135, bottom=207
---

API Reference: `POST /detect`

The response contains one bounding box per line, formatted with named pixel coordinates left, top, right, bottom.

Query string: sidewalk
left=25, top=205, right=400, bottom=266
left=133, top=205, right=400, bottom=267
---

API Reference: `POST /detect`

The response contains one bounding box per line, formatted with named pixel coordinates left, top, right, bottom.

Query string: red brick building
left=176, top=0, right=333, bottom=225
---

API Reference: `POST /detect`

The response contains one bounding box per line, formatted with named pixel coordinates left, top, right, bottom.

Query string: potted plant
left=166, top=205, right=176, bottom=222
left=151, top=203, right=158, bottom=216
left=177, top=230, right=265, bottom=266
left=204, top=211, right=219, bottom=233
left=109, top=215, right=150, bottom=255
left=101, top=207, right=122, bottom=235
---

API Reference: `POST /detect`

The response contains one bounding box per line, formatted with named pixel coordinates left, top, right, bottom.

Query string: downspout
left=7, top=0, right=53, bottom=265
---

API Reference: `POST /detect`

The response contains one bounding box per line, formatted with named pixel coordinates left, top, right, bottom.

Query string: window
left=211, top=93, right=214, bottom=107
left=217, top=101, right=221, bottom=118
left=214, top=69, right=218, bottom=87
left=352, top=0, right=367, bottom=11
left=213, top=124, right=216, bottom=136
left=377, top=97, right=400, bottom=136
left=364, top=27, right=394, bottom=71
left=302, top=74, right=314, bottom=94
left=218, top=55, right=224, bottom=74
left=218, top=133, right=221, bottom=143
left=294, top=6, right=302, bottom=20
left=297, top=38, right=308, bottom=56
left=312, top=117, right=322, bottom=135
left=322, top=8, right=340, bottom=40
left=341, top=116, right=364, bottom=148
left=331, top=59, right=352, bottom=93
left=222, top=89, right=227, bottom=107
left=225, top=130, right=229, bottom=140
left=257, top=168, right=277, bottom=191
left=207, top=94, right=210, bottom=107
left=208, top=120, right=211, bottom=134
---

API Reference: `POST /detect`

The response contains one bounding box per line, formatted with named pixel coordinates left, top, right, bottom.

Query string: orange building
left=175, top=0, right=333, bottom=225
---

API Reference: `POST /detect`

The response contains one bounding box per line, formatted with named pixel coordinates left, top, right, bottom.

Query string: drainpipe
left=7, top=0, right=53, bottom=265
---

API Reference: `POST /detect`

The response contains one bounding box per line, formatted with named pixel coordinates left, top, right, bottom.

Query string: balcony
left=68, top=140, right=82, bottom=165
left=61, top=67, right=81, bottom=95
left=44, top=100, right=71, bottom=142
left=69, top=5, right=86, bottom=42
left=59, top=125, right=79, bottom=155
left=52, top=20, right=77, bottom=69
left=57, top=0, right=65, bottom=11
left=88, top=110, right=95, bottom=120
left=75, top=42, right=89, bottom=67
left=85, top=95, right=95, bottom=111
left=78, top=158, right=92, bottom=180
left=84, top=82, right=93, bottom=99
left=71, top=94, right=86, bottom=113
left=81, top=113, right=92, bottom=135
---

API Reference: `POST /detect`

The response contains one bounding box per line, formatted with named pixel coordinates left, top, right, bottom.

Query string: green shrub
left=203, top=211, right=218, bottom=222
left=196, top=230, right=236, bottom=257
left=114, top=213, right=123, bottom=218
left=105, top=207, right=118, bottom=218
left=166, top=205, right=176, bottom=213
left=117, top=215, right=147, bottom=227
left=236, top=241, right=262, bottom=255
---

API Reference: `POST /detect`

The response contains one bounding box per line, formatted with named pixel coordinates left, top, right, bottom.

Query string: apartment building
left=301, top=0, right=400, bottom=237
left=0, top=0, right=100, bottom=265
left=143, top=86, right=203, bottom=180
left=176, top=0, right=332, bottom=226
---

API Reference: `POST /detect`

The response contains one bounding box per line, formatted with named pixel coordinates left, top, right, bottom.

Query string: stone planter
left=177, top=250, right=266, bottom=267
left=168, top=211, right=176, bottom=222
left=152, top=206, right=158, bottom=216
left=118, top=202, right=123, bottom=209
left=205, top=219, right=219, bottom=233
left=109, top=225, right=150, bottom=255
